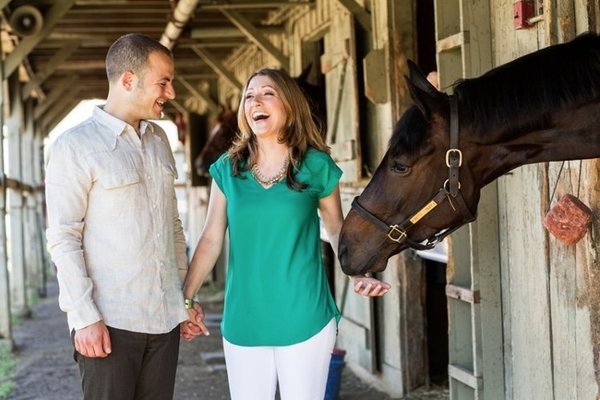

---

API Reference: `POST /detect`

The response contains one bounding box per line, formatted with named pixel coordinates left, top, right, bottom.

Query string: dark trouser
left=73, top=325, right=180, bottom=400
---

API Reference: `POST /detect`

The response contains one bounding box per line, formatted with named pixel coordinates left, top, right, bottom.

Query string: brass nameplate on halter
left=409, top=200, right=438, bottom=224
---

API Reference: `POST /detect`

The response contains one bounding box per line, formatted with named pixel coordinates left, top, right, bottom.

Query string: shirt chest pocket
left=93, top=169, right=142, bottom=213
left=97, top=169, right=141, bottom=190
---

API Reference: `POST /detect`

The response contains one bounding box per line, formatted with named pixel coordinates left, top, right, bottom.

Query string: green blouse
left=209, top=149, right=342, bottom=346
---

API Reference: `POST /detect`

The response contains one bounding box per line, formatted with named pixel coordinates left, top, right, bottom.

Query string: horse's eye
left=391, top=161, right=410, bottom=175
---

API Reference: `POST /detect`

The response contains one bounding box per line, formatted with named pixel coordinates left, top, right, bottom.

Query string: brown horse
left=338, top=33, right=600, bottom=276
left=194, top=106, right=237, bottom=177
left=193, top=65, right=326, bottom=177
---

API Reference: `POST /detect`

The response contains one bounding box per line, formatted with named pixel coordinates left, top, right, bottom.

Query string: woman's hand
left=350, top=275, right=391, bottom=297
left=180, top=302, right=210, bottom=341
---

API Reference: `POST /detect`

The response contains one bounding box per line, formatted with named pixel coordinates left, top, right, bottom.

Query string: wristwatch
left=184, top=298, right=195, bottom=309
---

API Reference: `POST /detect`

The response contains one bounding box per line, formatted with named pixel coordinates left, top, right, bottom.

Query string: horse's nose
left=337, top=242, right=353, bottom=275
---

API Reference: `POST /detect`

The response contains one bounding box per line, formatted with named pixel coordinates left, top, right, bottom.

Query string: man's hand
left=74, top=321, right=111, bottom=358
left=180, top=302, right=210, bottom=341
left=351, top=275, right=391, bottom=297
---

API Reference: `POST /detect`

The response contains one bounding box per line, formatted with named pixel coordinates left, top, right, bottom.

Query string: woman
left=182, top=68, right=390, bottom=400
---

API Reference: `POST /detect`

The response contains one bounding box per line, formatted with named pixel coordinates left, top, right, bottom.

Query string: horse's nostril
left=337, top=243, right=345, bottom=260
left=338, top=244, right=354, bottom=275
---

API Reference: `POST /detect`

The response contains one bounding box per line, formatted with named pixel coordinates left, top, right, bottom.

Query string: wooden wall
left=492, top=0, right=600, bottom=398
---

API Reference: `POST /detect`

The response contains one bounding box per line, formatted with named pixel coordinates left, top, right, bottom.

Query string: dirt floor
left=7, top=277, right=448, bottom=400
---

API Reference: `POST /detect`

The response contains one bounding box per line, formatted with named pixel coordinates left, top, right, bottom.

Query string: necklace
left=251, top=157, right=289, bottom=187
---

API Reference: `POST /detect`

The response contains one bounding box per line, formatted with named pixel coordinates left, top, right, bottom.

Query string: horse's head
left=339, top=34, right=600, bottom=275
left=194, top=105, right=238, bottom=176
left=294, top=63, right=327, bottom=134
left=338, top=61, right=481, bottom=275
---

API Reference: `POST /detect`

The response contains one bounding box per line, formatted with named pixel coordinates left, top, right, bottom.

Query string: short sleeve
left=300, top=150, right=342, bottom=198
left=208, top=153, right=228, bottom=192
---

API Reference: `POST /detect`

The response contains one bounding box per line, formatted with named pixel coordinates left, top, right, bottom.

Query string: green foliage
left=0, top=343, right=15, bottom=399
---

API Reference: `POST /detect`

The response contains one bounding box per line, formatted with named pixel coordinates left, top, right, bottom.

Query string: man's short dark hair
left=106, top=33, right=173, bottom=83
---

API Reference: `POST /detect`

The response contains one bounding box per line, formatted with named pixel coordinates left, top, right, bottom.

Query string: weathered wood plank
left=498, top=164, right=554, bottom=399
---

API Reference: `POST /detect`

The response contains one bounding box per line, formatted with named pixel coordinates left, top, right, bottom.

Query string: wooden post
left=0, top=36, right=13, bottom=346
left=6, top=73, right=29, bottom=318
left=33, top=122, right=48, bottom=298
left=22, top=99, right=43, bottom=298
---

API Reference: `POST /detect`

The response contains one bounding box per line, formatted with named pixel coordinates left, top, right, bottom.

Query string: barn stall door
left=433, top=1, right=505, bottom=399
left=323, top=10, right=379, bottom=372
left=321, top=11, right=361, bottom=183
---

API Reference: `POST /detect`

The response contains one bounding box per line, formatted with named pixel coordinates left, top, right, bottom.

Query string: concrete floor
left=7, top=277, right=400, bottom=400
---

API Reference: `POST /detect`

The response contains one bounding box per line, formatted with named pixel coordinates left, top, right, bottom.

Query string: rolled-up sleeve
left=173, top=190, right=188, bottom=283
left=45, top=137, right=102, bottom=330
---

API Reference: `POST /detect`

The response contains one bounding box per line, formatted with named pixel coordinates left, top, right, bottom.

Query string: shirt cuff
left=67, top=301, right=102, bottom=331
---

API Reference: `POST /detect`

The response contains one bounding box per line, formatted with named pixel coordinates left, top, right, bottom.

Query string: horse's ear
left=405, top=60, right=445, bottom=118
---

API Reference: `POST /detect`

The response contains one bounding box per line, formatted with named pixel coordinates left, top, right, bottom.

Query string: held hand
left=351, top=275, right=391, bottom=297
left=74, top=321, right=111, bottom=358
left=180, top=302, right=210, bottom=341
left=180, top=319, right=202, bottom=341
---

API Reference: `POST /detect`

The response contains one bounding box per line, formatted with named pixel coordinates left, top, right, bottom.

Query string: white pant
left=222, top=318, right=337, bottom=400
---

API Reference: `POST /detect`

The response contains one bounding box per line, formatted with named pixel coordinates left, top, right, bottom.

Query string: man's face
left=132, top=51, right=175, bottom=120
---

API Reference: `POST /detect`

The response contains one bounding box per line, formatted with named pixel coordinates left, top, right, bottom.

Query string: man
left=45, top=33, right=206, bottom=400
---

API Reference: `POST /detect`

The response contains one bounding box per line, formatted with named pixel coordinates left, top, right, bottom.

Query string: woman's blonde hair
left=228, top=68, right=328, bottom=190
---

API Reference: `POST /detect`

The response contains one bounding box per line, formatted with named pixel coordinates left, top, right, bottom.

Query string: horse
left=338, top=32, right=600, bottom=276
left=193, top=65, right=326, bottom=177
left=194, top=105, right=237, bottom=177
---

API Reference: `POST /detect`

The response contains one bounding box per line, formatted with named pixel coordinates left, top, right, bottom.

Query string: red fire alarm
left=514, top=1, right=535, bottom=29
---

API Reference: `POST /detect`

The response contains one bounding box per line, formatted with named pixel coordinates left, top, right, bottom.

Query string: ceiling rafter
left=1, top=0, right=314, bottom=127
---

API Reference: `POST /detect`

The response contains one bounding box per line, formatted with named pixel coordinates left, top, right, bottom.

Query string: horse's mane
left=388, top=106, right=428, bottom=157
left=454, top=32, right=600, bottom=134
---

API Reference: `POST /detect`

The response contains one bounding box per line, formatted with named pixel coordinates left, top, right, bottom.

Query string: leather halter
left=350, top=95, right=476, bottom=251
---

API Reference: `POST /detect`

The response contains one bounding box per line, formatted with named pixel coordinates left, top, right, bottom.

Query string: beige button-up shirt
left=46, top=106, right=188, bottom=333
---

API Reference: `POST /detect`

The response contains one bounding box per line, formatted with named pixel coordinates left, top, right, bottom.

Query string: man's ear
left=121, top=70, right=136, bottom=91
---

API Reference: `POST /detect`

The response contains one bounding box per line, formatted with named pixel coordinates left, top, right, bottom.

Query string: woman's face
left=243, top=75, right=286, bottom=139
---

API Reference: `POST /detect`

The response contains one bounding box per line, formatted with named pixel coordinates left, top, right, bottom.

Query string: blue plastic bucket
left=324, top=348, right=346, bottom=400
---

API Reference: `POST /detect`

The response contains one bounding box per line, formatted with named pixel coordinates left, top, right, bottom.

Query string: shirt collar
left=92, top=106, right=155, bottom=150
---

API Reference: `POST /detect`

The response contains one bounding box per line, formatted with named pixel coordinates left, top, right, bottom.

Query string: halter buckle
left=387, top=225, right=407, bottom=243
left=443, top=179, right=461, bottom=192
left=445, top=149, right=463, bottom=167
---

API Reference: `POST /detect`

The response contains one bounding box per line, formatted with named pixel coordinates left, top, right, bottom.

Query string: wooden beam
left=190, top=46, right=243, bottom=90
left=34, top=75, right=78, bottom=120
left=4, top=0, right=76, bottom=77
left=22, top=41, right=80, bottom=100
left=446, top=284, right=481, bottom=304
left=169, top=99, right=187, bottom=115
left=178, top=73, right=217, bottom=80
left=45, top=97, right=80, bottom=135
left=197, top=1, right=314, bottom=9
left=54, top=58, right=205, bottom=70
left=220, top=9, right=289, bottom=68
left=337, top=0, right=372, bottom=32
left=54, top=26, right=164, bottom=34
left=180, top=40, right=249, bottom=48
left=67, top=8, right=169, bottom=14
left=191, top=26, right=283, bottom=39
left=40, top=86, right=79, bottom=131
left=175, top=77, right=219, bottom=114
